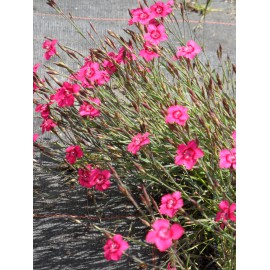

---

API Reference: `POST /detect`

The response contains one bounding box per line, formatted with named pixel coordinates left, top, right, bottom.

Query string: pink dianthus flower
left=89, top=168, right=111, bottom=191
left=42, top=39, right=57, bottom=60
left=33, top=134, right=39, bottom=142
left=104, top=234, right=129, bottom=261
left=159, top=191, right=183, bottom=218
left=215, top=200, right=236, bottom=229
left=77, top=61, right=100, bottom=87
left=127, top=132, right=150, bottom=155
left=165, top=105, right=189, bottom=126
left=35, top=103, right=50, bottom=119
left=65, top=145, right=84, bottom=164
left=54, top=82, right=80, bottom=107
left=150, top=1, right=174, bottom=18
left=144, top=23, right=168, bottom=45
left=40, top=118, right=57, bottom=134
left=78, top=165, right=94, bottom=188
left=139, top=42, right=160, bottom=62
left=79, top=97, right=101, bottom=118
left=146, top=219, right=184, bottom=252
left=129, top=7, right=154, bottom=25
left=176, top=40, right=201, bottom=60
left=219, top=148, right=236, bottom=170
left=33, top=63, right=41, bottom=73
left=175, top=140, right=204, bottom=170
left=115, top=45, right=137, bottom=64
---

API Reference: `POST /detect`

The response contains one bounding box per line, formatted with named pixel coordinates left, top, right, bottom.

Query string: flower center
left=139, top=12, right=149, bottom=19
left=70, top=151, right=77, bottom=156
left=96, top=175, right=105, bottom=184
left=86, top=68, right=95, bottom=77
left=166, top=199, right=175, bottom=209
left=184, top=45, right=194, bottom=53
left=227, top=152, right=236, bottom=164
left=183, top=148, right=194, bottom=160
left=156, top=6, right=163, bottom=14
left=134, top=137, right=142, bottom=146
left=158, top=227, right=171, bottom=240
left=151, top=30, right=161, bottom=39
left=173, top=110, right=182, bottom=119
left=110, top=242, right=119, bottom=252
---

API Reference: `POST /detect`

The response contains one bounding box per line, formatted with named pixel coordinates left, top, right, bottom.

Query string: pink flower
left=33, top=134, right=39, bottom=142
left=127, top=132, right=150, bottom=155
left=79, top=97, right=101, bottom=118
left=77, top=61, right=100, bottom=87
left=96, top=70, right=110, bottom=86
left=102, top=52, right=118, bottom=75
left=165, top=105, right=189, bottom=126
left=104, top=234, right=129, bottom=261
left=144, top=23, right=168, bottom=45
left=129, top=7, right=154, bottom=25
left=65, top=145, right=84, bottom=164
left=115, top=45, right=137, bottom=64
left=146, top=219, right=184, bottom=252
left=78, top=165, right=94, bottom=188
left=159, top=191, right=183, bottom=218
left=219, top=148, right=236, bottom=170
left=139, top=42, right=160, bottom=62
left=33, top=63, right=41, bottom=73
left=89, top=168, right=111, bottom=191
left=150, top=1, right=174, bottom=18
left=42, top=39, right=57, bottom=60
left=175, top=140, right=204, bottom=170
left=40, top=118, right=57, bottom=134
left=215, top=200, right=236, bottom=229
left=54, top=82, right=80, bottom=107
left=35, top=103, right=50, bottom=119
left=176, top=40, right=201, bottom=60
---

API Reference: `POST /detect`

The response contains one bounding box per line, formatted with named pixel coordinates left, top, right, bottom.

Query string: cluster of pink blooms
left=35, top=102, right=57, bottom=134
left=219, top=130, right=236, bottom=170
left=42, top=39, right=57, bottom=60
left=127, top=132, right=150, bottom=155
left=103, top=234, right=129, bottom=261
left=176, top=40, right=202, bottom=60
left=65, top=145, right=84, bottom=164
left=79, top=97, right=101, bottom=118
left=215, top=200, right=236, bottom=229
left=51, top=82, right=80, bottom=107
left=78, top=165, right=111, bottom=191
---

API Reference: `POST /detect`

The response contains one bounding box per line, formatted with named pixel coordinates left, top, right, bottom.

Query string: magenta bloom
left=77, top=61, right=101, bottom=87
left=35, top=103, right=50, bottom=119
left=146, top=219, right=184, bottom=252
left=79, top=97, right=101, bottom=118
left=33, top=134, right=39, bottom=142
left=144, top=23, right=168, bottom=45
left=104, top=234, right=129, bottom=261
left=78, top=165, right=93, bottom=188
left=102, top=53, right=118, bottom=75
left=165, top=105, right=189, bottom=126
left=40, top=118, right=57, bottom=134
left=159, top=191, right=183, bottom=218
left=215, top=200, right=236, bottom=229
left=65, top=145, right=84, bottom=164
left=127, top=132, right=150, bottom=155
left=42, top=39, right=57, bottom=60
left=175, top=140, right=204, bottom=170
left=139, top=42, right=160, bottom=62
left=54, top=82, right=80, bottom=107
left=150, top=1, right=174, bottom=18
left=219, top=148, right=236, bottom=170
left=129, top=7, right=154, bottom=25
left=176, top=40, right=201, bottom=60
left=89, top=168, right=111, bottom=191
left=115, top=45, right=137, bottom=64
left=33, top=63, right=41, bottom=73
